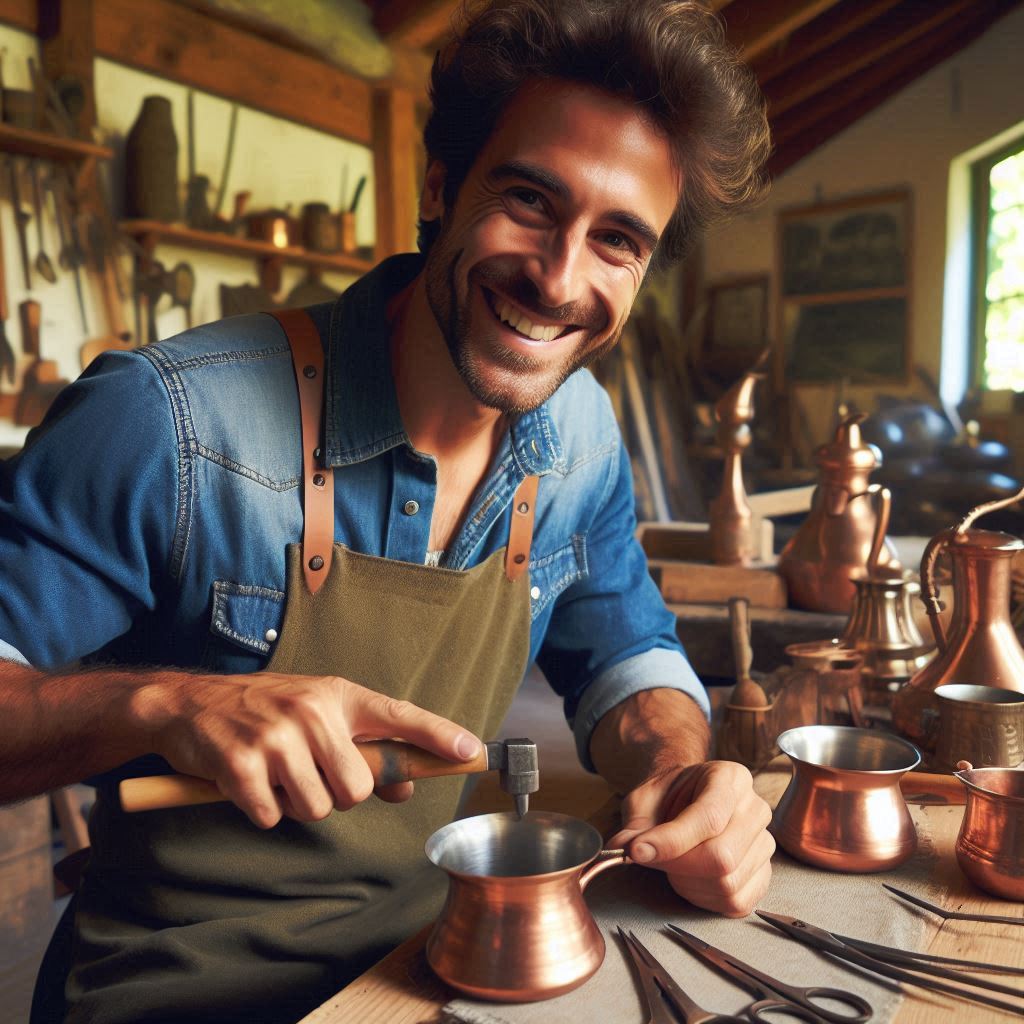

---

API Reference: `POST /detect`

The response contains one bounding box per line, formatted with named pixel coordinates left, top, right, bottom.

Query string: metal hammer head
left=486, top=738, right=539, bottom=818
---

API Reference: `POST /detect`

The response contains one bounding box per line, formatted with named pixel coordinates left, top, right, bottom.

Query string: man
left=1, top=1, right=773, bottom=1021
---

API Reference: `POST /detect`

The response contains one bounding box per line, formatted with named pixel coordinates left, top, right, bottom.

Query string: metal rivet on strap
left=530, top=586, right=540, bottom=600
left=403, top=500, right=420, bottom=516
left=303, top=365, right=317, bottom=379
left=513, top=553, right=526, bottom=565
left=313, top=447, right=322, bottom=460
left=517, top=501, right=529, bottom=514
left=313, top=473, right=326, bottom=488
left=309, top=555, right=325, bottom=571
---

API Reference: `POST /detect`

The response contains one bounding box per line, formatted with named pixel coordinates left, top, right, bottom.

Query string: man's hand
left=607, top=760, right=773, bottom=917
left=141, top=671, right=481, bottom=829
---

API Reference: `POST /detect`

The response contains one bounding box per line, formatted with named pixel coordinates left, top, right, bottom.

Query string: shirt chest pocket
left=201, top=580, right=286, bottom=672
left=528, top=535, right=587, bottom=620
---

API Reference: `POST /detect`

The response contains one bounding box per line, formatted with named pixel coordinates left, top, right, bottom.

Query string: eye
left=509, top=187, right=544, bottom=208
left=596, top=230, right=641, bottom=258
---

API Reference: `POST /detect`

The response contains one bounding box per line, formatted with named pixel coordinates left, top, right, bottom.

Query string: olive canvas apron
left=54, top=309, right=539, bottom=1024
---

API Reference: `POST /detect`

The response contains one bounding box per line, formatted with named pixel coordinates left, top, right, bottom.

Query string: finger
left=658, top=795, right=772, bottom=878
left=270, top=746, right=336, bottom=822
left=346, top=686, right=481, bottom=764
left=216, top=750, right=284, bottom=830
left=375, top=781, right=415, bottom=803
left=671, top=854, right=773, bottom=918
left=606, top=782, right=666, bottom=849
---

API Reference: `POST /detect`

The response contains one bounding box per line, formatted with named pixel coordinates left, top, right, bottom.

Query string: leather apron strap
left=273, top=307, right=540, bottom=586
left=270, top=309, right=334, bottom=594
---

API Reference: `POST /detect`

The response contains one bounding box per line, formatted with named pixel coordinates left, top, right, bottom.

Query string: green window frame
left=971, top=135, right=1024, bottom=392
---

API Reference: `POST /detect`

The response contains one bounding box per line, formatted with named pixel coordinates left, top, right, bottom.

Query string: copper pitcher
left=778, top=413, right=898, bottom=613
left=892, top=486, right=1024, bottom=746
left=954, top=764, right=1024, bottom=901
left=424, top=811, right=630, bottom=1001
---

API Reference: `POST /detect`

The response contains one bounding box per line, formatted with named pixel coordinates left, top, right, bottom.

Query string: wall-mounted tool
left=8, top=159, right=32, bottom=290
left=119, top=737, right=540, bottom=819
left=14, top=299, right=67, bottom=426
left=30, top=160, right=56, bottom=284
left=0, top=158, right=17, bottom=385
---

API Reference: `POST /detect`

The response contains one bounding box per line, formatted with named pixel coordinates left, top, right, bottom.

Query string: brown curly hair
left=420, top=0, right=771, bottom=268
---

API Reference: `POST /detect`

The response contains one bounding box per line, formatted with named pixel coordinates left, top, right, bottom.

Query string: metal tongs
left=884, top=884, right=1024, bottom=927
left=758, top=911, right=1024, bottom=1016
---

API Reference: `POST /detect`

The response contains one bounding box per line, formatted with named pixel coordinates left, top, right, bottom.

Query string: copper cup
left=773, top=725, right=921, bottom=872
left=955, top=764, right=1024, bottom=900
left=934, top=684, right=1024, bottom=772
left=424, top=811, right=630, bottom=1001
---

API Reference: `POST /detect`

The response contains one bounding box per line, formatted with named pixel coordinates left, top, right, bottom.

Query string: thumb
left=607, top=785, right=663, bottom=853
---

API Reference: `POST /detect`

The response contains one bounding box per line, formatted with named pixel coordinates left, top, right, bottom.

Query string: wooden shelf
left=120, top=220, right=375, bottom=278
left=0, top=122, right=113, bottom=164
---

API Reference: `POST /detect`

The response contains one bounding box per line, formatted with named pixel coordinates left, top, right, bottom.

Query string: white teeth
left=495, top=299, right=561, bottom=343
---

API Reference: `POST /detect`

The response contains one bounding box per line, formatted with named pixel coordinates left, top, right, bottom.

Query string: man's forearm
left=589, top=686, right=711, bottom=795
left=0, top=660, right=175, bottom=804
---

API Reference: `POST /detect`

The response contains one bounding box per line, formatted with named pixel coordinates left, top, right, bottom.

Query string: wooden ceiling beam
left=372, top=0, right=461, bottom=50
left=767, top=0, right=1017, bottom=176
left=723, top=0, right=844, bottom=63
left=762, top=0, right=978, bottom=119
left=93, top=0, right=373, bottom=145
left=0, top=0, right=34, bottom=32
left=748, top=0, right=905, bottom=86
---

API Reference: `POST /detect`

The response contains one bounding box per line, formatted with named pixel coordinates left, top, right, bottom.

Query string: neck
left=389, top=275, right=507, bottom=459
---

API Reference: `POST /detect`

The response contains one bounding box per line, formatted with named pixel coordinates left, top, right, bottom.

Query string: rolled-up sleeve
left=537, top=437, right=709, bottom=771
left=0, top=351, right=179, bottom=669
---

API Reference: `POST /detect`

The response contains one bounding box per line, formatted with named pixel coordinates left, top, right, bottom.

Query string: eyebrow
left=489, top=160, right=662, bottom=254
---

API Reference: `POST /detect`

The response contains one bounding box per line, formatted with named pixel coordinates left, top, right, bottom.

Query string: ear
left=420, top=160, right=447, bottom=221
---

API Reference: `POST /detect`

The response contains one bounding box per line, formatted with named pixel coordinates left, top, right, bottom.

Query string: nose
left=524, top=227, right=587, bottom=310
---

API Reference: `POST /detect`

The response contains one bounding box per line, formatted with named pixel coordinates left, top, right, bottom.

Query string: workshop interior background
left=1, top=0, right=1024, bottom=1020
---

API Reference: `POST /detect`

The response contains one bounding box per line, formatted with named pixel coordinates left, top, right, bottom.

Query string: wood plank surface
left=650, top=559, right=787, bottom=608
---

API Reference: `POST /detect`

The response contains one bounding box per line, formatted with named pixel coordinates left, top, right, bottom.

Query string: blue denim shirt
left=0, top=254, right=707, bottom=769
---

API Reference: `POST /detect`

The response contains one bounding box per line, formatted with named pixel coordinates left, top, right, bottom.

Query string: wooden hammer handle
left=119, top=740, right=490, bottom=812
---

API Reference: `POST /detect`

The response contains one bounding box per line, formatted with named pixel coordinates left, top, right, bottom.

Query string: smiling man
left=1, top=2, right=771, bottom=1022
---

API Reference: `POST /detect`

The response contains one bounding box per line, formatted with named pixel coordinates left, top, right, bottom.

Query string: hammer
left=119, top=737, right=540, bottom=819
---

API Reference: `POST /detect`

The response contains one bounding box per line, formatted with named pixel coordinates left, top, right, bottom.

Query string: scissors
left=665, top=923, right=872, bottom=1023
left=618, top=927, right=748, bottom=1024
left=757, top=911, right=1024, bottom=1016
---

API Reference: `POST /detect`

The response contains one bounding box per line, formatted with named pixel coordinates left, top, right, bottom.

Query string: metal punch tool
left=758, top=911, right=1024, bottom=1016
left=618, top=927, right=748, bottom=1024
left=666, top=924, right=872, bottom=1023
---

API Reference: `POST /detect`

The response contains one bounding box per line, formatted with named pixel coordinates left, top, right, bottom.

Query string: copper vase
left=892, top=486, right=1024, bottom=746
left=777, top=413, right=898, bottom=613
left=424, top=812, right=630, bottom=1001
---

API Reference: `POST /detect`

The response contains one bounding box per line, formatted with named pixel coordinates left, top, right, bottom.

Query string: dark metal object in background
left=30, top=160, right=56, bottom=284
left=883, top=883, right=1024, bottom=927
left=8, top=158, right=33, bottom=290
left=0, top=158, right=16, bottom=384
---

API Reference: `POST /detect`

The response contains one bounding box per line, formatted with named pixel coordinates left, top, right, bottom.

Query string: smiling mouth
left=484, top=289, right=580, bottom=343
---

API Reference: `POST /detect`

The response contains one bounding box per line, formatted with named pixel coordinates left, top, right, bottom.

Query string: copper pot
left=425, top=811, right=630, bottom=1001
left=954, top=764, right=1024, bottom=901
left=773, top=725, right=921, bottom=872
left=933, top=684, right=1024, bottom=772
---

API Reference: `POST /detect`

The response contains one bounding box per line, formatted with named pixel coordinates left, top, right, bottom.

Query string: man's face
left=422, top=79, right=680, bottom=414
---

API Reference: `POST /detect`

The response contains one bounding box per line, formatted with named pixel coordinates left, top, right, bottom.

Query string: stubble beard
left=424, top=232, right=621, bottom=416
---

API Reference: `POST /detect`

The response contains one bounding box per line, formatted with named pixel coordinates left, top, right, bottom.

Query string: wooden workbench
left=298, top=763, right=1024, bottom=1024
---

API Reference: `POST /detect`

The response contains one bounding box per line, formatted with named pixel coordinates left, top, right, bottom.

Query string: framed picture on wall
left=776, top=189, right=911, bottom=384
left=704, top=275, right=769, bottom=352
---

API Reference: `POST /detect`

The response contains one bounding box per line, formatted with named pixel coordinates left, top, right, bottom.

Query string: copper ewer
left=772, top=725, right=921, bottom=872
left=954, top=764, right=1024, bottom=901
left=424, top=811, right=630, bottom=1001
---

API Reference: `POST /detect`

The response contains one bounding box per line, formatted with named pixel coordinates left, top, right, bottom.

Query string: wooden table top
left=299, top=763, right=1024, bottom=1024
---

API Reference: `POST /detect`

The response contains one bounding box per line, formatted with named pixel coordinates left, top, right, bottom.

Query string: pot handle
left=865, top=484, right=891, bottom=576
left=579, top=848, right=631, bottom=891
left=919, top=528, right=952, bottom=653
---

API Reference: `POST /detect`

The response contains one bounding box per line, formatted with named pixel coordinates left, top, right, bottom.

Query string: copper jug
left=892, top=486, right=1024, bottom=746
left=424, top=811, right=630, bottom=1001
left=778, top=413, right=898, bottom=613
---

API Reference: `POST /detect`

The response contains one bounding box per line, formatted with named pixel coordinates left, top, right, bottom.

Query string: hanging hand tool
left=14, top=299, right=67, bottom=426
left=119, top=737, right=540, bottom=818
left=80, top=223, right=134, bottom=368
left=8, top=159, right=32, bottom=290
left=165, top=261, right=195, bottom=329
left=54, top=171, right=88, bottom=333
left=30, top=160, right=56, bottom=284
left=0, top=163, right=16, bottom=385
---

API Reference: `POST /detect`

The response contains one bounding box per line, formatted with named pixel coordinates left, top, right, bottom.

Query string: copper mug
left=955, top=764, right=1024, bottom=900
left=773, top=725, right=921, bottom=872
left=932, top=684, right=1024, bottom=772
left=425, top=811, right=630, bottom=1001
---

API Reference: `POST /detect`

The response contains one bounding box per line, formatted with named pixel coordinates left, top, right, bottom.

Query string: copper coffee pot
left=892, top=485, right=1024, bottom=746
left=778, top=413, right=898, bottom=613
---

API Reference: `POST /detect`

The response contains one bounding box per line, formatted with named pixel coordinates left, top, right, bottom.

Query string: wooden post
left=372, top=85, right=419, bottom=260
left=37, top=0, right=97, bottom=140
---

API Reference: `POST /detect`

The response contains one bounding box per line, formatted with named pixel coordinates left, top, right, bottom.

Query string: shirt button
left=530, top=586, right=540, bottom=600
left=265, top=629, right=278, bottom=643
left=403, top=500, right=420, bottom=516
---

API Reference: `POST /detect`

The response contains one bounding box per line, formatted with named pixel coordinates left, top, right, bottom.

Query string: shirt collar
left=323, top=252, right=562, bottom=475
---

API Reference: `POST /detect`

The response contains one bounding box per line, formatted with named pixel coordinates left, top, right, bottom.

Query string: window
left=972, top=137, right=1024, bottom=391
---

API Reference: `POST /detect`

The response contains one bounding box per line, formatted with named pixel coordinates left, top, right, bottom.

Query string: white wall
left=0, top=28, right=376, bottom=448
left=702, top=5, right=1024, bottom=445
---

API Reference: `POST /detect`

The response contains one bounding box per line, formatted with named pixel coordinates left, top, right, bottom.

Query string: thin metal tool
left=9, top=159, right=32, bottom=290
left=0, top=158, right=16, bottom=384
left=618, top=928, right=747, bottom=1024
left=884, top=883, right=1024, bottom=927
left=666, top=924, right=872, bottom=1023
left=758, top=911, right=1024, bottom=1016
left=30, top=160, right=56, bottom=284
